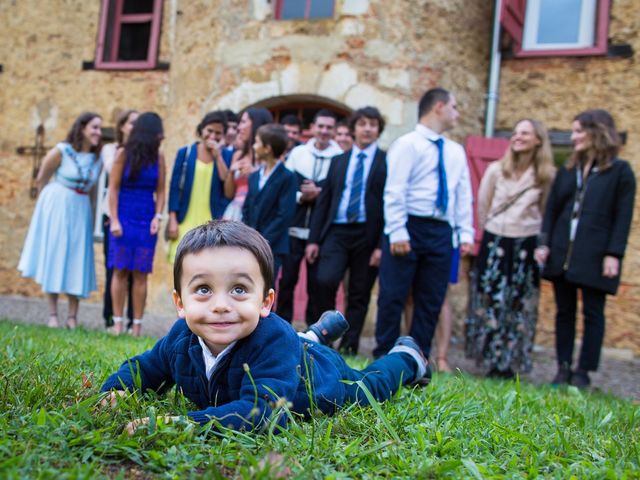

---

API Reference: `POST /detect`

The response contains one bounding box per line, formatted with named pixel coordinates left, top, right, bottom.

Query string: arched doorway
left=249, top=94, right=352, bottom=141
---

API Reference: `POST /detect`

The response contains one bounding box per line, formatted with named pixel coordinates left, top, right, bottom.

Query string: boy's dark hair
left=348, top=106, right=385, bottom=135
left=197, top=111, right=228, bottom=136
left=281, top=114, right=303, bottom=130
left=256, top=124, right=288, bottom=159
left=65, top=111, right=103, bottom=154
left=313, top=109, right=337, bottom=123
left=223, top=109, right=239, bottom=124
left=418, top=88, right=450, bottom=118
left=174, top=220, right=274, bottom=297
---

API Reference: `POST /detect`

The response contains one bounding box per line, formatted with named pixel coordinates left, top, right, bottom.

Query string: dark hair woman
left=166, top=111, right=232, bottom=263
left=223, top=107, right=273, bottom=220
left=466, top=119, right=555, bottom=378
left=99, top=109, right=138, bottom=329
left=18, top=112, right=103, bottom=328
left=108, top=112, right=166, bottom=336
left=535, top=109, right=636, bottom=388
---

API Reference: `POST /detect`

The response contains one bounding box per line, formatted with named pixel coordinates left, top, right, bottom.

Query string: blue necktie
left=346, top=152, right=366, bottom=223
left=431, top=138, right=448, bottom=214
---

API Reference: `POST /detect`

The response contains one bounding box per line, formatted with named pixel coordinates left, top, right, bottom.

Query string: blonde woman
left=466, top=119, right=556, bottom=378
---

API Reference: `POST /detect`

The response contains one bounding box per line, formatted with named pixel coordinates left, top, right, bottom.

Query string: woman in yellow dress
left=166, top=111, right=232, bottom=262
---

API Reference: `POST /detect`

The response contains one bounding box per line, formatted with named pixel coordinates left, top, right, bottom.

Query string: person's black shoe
left=389, top=336, right=430, bottom=386
left=551, top=362, right=572, bottom=386
left=570, top=369, right=591, bottom=389
left=307, top=310, right=349, bottom=345
left=486, top=368, right=515, bottom=380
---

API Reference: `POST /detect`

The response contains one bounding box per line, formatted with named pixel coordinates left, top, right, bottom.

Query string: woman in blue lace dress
left=108, top=112, right=166, bottom=336
left=18, top=112, right=103, bottom=328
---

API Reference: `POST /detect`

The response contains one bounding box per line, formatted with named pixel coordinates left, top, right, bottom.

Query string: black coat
left=242, top=163, right=297, bottom=255
left=541, top=159, right=635, bottom=294
left=308, top=148, right=387, bottom=251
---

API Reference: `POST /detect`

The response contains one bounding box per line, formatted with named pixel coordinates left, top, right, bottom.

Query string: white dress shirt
left=258, top=161, right=283, bottom=190
left=198, top=337, right=236, bottom=380
left=334, top=142, right=378, bottom=223
left=384, top=124, right=474, bottom=245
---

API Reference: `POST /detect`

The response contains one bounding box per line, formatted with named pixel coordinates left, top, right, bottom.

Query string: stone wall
left=0, top=0, right=172, bottom=307
left=497, top=0, right=640, bottom=355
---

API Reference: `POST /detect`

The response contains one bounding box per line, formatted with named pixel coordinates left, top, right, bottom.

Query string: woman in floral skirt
left=465, top=119, right=555, bottom=378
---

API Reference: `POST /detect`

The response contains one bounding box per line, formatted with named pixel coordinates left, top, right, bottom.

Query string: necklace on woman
left=66, top=144, right=93, bottom=191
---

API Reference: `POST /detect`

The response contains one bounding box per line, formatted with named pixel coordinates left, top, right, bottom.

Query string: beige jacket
left=478, top=161, right=555, bottom=238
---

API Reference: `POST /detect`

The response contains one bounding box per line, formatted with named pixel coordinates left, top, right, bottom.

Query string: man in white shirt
left=277, top=110, right=343, bottom=324
left=374, top=88, right=474, bottom=359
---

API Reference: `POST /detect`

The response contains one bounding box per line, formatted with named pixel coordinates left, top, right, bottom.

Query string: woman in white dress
left=18, top=112, right=103, bottom=328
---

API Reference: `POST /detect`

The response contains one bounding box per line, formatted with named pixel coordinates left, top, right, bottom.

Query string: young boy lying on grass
left=101, top=221, right=430, bottom=433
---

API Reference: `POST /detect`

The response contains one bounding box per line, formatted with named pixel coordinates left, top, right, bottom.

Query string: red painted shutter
left=500, top=0, right=526, bottom=48
left=464, top=136, right=510, bottom=255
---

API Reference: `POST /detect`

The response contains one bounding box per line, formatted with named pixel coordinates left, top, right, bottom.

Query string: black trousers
left=374, top=217, right=452, bottom=358
left=315, top=224, right=378, bottom=354
left=102, top=215, right=133, bottom=327
left=553, top=276, right=607, bottom=371
left=276, top=236, right=318, bottom=324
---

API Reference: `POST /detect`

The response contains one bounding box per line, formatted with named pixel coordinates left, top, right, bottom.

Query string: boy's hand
left=126, top=415, right=184, bottom=435
left=100, top=390, right=128, bottom=408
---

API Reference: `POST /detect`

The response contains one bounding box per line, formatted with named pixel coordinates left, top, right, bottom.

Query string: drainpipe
left=484, top=0, right=503, bottom=137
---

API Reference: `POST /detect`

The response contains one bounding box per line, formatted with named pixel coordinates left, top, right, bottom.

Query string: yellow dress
left=168, top=159, right=214, bottom=263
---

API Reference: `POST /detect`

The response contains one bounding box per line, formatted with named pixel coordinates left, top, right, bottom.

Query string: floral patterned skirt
left=465, top=231, right=540, bottom=373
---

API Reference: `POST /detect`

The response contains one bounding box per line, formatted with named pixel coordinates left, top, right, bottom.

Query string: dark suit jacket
left=242, top=163, right=297, bottom=255
left=542, top=159, right=635, bottom=294
left=308, top=147, right=387, bottom=250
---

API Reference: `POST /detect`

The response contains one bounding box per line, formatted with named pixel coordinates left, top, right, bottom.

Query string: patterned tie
left=431, top=138, right=448, bottom=214
left=346, top=152, right=367, bottom=223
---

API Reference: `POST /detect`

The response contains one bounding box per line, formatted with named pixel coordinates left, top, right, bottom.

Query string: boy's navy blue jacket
left=101, top=314, right=350, bottom=430
left=242, top=163, right=297, bottom=255
left=168, top=142, right=233, bottom=222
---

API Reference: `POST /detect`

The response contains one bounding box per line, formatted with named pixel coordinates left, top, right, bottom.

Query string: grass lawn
left=0, top=319, right=638, bottom=479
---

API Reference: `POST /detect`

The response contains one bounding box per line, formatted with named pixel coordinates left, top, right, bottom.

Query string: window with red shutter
left=464, top=136, right=510, bottom=255
left=501, top=0, right=610, bottom=57
left=95, top=0, right=163, bottom=70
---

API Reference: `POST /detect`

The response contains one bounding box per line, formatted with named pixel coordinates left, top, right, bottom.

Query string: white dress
left=18, top=143, right=102, bottom=298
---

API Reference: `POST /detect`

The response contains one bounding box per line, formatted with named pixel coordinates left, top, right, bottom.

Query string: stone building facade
left=0, top=0, right=637, bottom=355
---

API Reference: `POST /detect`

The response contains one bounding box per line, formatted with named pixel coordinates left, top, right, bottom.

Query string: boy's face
left=252, top=135, right=272, bottom=161
left=173, top=246, right=275, bottom=356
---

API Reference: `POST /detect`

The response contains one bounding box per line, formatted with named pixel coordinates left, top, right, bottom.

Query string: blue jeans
left=323, top=347, right=417, bottom=404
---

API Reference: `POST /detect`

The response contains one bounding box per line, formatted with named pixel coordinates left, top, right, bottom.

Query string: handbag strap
left=486, top=184, right=535, bottom=222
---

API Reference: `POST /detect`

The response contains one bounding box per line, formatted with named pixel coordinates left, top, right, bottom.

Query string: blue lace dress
left=18, top=143, right=102, bottom=298
left=108, top=157, right=159, bottom=273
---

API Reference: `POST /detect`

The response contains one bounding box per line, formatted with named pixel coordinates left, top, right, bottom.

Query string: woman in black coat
left=535, top=109, right=635, bottom=388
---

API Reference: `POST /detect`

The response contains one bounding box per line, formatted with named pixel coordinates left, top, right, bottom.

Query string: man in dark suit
left=305, top=107, right=387, bottom=354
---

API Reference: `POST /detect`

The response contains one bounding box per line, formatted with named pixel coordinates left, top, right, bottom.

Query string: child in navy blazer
left=101, top=221, right=430, bottom=434
left=242, top=124, right=297, bottom=278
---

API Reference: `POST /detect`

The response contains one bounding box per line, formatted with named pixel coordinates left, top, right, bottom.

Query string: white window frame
left=522, top=0, right=597, bottom=51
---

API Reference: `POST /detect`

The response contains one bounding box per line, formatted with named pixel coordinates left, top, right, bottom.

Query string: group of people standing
left=18, top=87, right=635, bottom=389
